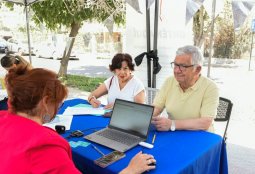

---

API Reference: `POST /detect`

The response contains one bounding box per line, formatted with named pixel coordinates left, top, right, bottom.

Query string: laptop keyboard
left=97, top=129, right=140, bottom=146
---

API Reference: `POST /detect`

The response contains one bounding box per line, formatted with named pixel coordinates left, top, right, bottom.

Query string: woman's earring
left=43, top=113, right=51, bottom=123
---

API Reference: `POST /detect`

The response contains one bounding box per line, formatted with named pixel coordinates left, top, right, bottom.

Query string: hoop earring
left=43, top=113, right=51, bottom=123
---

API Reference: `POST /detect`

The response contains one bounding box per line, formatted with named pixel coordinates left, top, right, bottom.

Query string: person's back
left=1, top=67, right=156, bottom=174
left=0, top=111, right=79, bottom=174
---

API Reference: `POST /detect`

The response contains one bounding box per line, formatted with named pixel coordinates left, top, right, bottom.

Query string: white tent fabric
left=103, top=15, right=114, bottom=34
left=185, top=0, right=255, bottom=29
left=232, top=0, right=255, bottom=29
left=203, top=0, right=224, bottom=19
left=147, top=0, right=155, bottom=9
left=2, top=0, right=41, bottom=6
left=126, top=0, right=142, bottom=13
left=186, top=0, right=205, bottom=25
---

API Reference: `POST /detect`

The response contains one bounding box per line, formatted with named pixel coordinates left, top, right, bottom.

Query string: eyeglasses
left=170, top=62, right=196, bottom=71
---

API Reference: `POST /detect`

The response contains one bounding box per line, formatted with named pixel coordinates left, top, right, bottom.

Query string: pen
left=91, top=144, right=105, bottom=156
left=152, top=132, right=157, bottom=144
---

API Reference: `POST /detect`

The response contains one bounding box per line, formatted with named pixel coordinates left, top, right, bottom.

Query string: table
left=59, top=98, right=228, bottom=174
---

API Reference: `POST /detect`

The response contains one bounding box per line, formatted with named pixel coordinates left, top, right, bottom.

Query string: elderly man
left=151, top=45, right=219, bottom=132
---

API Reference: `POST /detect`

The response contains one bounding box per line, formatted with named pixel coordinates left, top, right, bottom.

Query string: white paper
left=63, top=106, right=105, bottom=116
left=0, top=89, right=7, bottom=100
left=43, top=115, right=73, bottom=130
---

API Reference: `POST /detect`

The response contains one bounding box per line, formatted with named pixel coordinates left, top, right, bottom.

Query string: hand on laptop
left=120, top=151, right=156, bottom=174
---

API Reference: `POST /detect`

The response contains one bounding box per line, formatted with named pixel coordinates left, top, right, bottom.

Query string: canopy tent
left=1, top=0, right=43, bottom=63
left=1, top=0, right=255, bottom=81
left=127, top=0, right=255, bottom=87
left=2, top=0, right=39, bottom=5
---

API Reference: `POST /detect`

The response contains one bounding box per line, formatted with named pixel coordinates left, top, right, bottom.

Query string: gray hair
left=176, top=45, right=203, bottom=66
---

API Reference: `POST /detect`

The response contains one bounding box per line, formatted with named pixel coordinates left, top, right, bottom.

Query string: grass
left=64, top=74, right=106, bottom=92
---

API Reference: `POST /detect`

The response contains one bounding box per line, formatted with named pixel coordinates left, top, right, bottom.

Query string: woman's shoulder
left=131, top=75, right=143, bottom=83
left=130, top=76, right=145, bottom=90
left=3, top=112, right=67, bottom=147
left=40, top=126, right=69, bottom=146
left=28, top=124, right=69, bottom=151
left=104, top=75, right=116, bottom=83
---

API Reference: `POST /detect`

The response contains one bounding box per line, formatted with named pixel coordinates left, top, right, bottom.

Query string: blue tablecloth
left=59, top=98, right=228, bottom=174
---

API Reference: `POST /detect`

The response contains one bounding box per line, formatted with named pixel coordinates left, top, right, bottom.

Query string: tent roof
left=2, top=0, right=41, bottom=6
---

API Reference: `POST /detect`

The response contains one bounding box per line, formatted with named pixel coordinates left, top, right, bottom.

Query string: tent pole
left=152, top=0, right=159, bottom=88
left=207, top=0, right=216, bottom=78
left=249, top=32, right=254, bottom=71
left=25, top=0, right=32, bottom=64
left=146, top=0, right=152, bottom=87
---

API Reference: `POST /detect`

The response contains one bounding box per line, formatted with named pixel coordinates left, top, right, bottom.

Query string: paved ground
left=1, top=53, right=255, bottom=173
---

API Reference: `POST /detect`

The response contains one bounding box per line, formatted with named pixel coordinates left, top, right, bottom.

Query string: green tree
left=194, top=0, right=252, bottom=59
left=230, top=28, right=252, bottom=59
left=212, top=0, right=233, bottom=58
left=213, top=0, right=251, bottom=59
left=213, top=1, right=235, bottom=58
left=30, top=0, right=125, bottom=77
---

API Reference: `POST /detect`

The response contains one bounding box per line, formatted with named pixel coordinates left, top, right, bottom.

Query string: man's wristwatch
left=170, top=120, right=176, bottom=131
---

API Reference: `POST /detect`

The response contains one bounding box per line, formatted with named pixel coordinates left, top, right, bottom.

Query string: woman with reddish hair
left=0, top=67, right=156, bottom=173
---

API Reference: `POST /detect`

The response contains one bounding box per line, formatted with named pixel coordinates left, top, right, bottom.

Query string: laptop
left=84, top=99, right=154, bottom=152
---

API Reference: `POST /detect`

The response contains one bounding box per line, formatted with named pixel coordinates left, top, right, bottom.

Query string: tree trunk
left=58, top=22, right=81, bottom=78
left=194, top=7, right=204, bottom=48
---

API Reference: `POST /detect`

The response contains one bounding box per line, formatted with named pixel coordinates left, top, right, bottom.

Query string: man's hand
left=120, top=152, right=156, bottom=174
left=151, top=117, right=171, bottom=131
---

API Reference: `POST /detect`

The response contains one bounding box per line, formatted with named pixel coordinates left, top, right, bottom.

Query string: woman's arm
left=134, top=90, right=145, bottom=104
left=88, top=83, right=108, bottom=108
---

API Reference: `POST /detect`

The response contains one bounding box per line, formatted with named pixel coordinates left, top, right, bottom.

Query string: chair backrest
left=145, top=87, right=159, bottom=105
left=214, top=97, right=233, bottom=141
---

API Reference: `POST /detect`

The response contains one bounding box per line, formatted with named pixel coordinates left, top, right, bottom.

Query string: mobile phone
left=94, top=151, right=125, bottom=168
left=70, top=130, right=84, bottom=137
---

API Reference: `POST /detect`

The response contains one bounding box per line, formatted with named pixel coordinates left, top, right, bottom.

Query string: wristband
left=88, top=96, right=96, bottom=102
left=170, top=120, right=176, bottom=131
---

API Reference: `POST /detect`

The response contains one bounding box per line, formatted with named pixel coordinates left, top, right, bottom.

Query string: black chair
left=214, top=97, right=233, bottom=142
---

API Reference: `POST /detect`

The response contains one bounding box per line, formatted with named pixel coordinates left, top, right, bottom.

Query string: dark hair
left=109, top=53, right=135, bottom=71
left=5, top=67, right=68, bottom=116
left=0, top=54, right=32, bottom=70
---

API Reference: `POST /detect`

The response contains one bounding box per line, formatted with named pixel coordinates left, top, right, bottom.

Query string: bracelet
left=170, top=120, right=176, bottom=131
left=88, top=96, right=96, bottom=102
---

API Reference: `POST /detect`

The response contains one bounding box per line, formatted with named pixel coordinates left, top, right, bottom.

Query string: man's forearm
left=152, top=106, right=163, bottom=117
left=175, top=117, right=213, bottom=131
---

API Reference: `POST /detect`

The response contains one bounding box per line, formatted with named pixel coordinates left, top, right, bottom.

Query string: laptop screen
left=109, top=99, right=154, bottom=138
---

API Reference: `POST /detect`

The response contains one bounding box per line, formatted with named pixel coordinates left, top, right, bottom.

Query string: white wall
left=125, top=0, right=193, bottom=88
